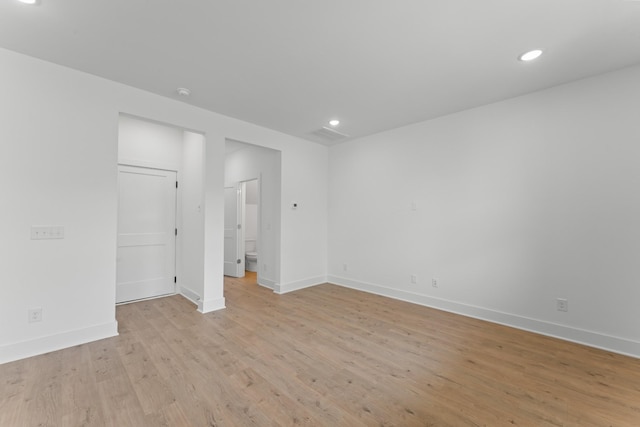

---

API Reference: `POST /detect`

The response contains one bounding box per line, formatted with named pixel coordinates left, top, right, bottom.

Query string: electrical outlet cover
left=557, top=298, right=568, bottom=312
left=28, top=308, right=42, bottom=323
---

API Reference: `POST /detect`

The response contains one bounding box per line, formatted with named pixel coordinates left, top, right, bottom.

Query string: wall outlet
left=343, top=263, right=348, bottom=272
left=410, top=274, right=417, bottom=284
left=557, top=298, right=568, bottom=312
left=263, top=263, right=267, bottom=272
left=432, top=278, right=439, bottom=288
left=28, top=307, right=42, bottom=323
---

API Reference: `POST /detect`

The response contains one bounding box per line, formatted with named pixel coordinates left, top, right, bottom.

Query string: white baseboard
left=198, top=297, right=226, bottom=314
left=0, top=321, right=119, bottom=365
left=257, top=277, right=276, bottom=290
left=179, top=286, right=201, bottom=305
left=275, top=276, right=327, bottom=295
left=328, top=275, right=640, bottom=359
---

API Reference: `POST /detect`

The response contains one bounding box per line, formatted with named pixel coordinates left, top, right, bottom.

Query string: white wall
left=245, top=178, right=258, bottom=205
left=328, top=64, right=640, bottom=358
left=245, top=205, right=258, bottom=242
left=245, top=179, right=258, bottom=242
left=279, top=143, right=329, bottom=291
left=179, top=131, right=205, bottom=304
left=118, top=115, right=183, bottom=170
left=0, top=47, right=329, bottom=363
left=0, top=49, right=119, bottom=363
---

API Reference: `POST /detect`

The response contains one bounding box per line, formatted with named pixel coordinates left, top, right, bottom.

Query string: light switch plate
left=31, top=226, right=64, bottom=240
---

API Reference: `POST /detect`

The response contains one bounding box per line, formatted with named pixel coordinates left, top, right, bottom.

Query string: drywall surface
left=118, top=114, right=183, bottom=170
left=179, top=131, right=205, bottom=304
left=0, top=47, right=328, bottom=363
left=0, top=48, right=119, bottom=363
left=279, top=143, right=329, bottom=292
left=328, top=64, right=640, bottom=357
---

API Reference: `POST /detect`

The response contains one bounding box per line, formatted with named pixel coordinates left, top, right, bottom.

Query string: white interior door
left=224, top=183, right=245, bottom=277
left=117, top=165, right=177, bottom=303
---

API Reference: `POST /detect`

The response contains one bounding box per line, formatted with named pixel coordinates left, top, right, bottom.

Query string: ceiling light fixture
left=518, top=49, right=543, bottom=62
left=176, top=87, right=191, bottom=97
left=17, top=0, right=38, bottom=4
left=329, top=119, right=340, bottom=127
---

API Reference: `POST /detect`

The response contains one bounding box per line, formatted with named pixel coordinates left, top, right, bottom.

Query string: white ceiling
left=2, top=0, right=640, bottom=145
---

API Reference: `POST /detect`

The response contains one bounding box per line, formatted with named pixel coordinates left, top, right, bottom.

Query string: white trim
left=179, top=286, right=201, bottom=305
left=328, top=275, right=640, bottom=359
left=115, top=292, right=176, bottom=306
left=275, top=276, right=326, bottom=294
left=0, top=321, right=119, bottom=365
left=118, top=159, right=178, bottom=172
left=198, top=297, right=226, bottom=314
left=258, top=277, right=276, bottom=290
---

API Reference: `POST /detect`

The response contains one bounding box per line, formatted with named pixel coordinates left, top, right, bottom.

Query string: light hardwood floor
left=1, top=273, right=639, bottom=426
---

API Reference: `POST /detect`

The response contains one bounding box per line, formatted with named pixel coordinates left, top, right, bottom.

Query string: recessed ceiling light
left=519, top=49, right=543, bottom=62
left=329, top=119, right=340, bottom=127
left=17, top=0, right=38, bottom=4
left=176, top=87, right=191, bottom=97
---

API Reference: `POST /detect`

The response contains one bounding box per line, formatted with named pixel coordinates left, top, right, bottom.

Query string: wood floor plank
left=58, top=345, right=106, bottom=426
left=2, top=272, right=640, bottom=426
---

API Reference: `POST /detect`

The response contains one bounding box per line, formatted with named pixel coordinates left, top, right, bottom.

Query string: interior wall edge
left=197, top=297, right=226, bottom=314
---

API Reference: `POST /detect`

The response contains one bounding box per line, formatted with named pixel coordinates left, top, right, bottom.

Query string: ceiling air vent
left=309, top=126, right=350, bottom=145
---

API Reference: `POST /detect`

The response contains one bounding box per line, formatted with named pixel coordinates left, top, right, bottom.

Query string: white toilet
left=245, top=239, right=258, bottom=272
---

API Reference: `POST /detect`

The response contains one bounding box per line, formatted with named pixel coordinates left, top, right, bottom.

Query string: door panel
left=117, top=165, right=177, bottom=303
left=224, top=184, right=244, bottom=277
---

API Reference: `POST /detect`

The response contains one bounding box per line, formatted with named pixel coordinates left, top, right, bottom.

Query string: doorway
left=224, top=139, right=281, bottom=290
left=223, top=179, right=260, bottom=279
left=224, top=183, right=244, bottom=277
